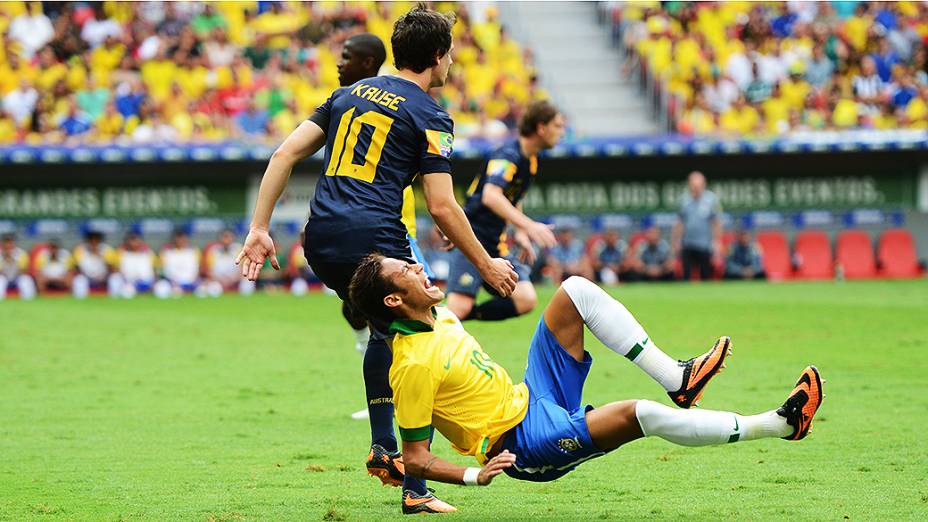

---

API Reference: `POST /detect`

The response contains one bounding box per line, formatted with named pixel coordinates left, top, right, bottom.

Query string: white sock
left=0, top=275, right=8, bottom=300
left=354, top=326, right=370, bottom=356
left=73, top=274, right=90, bottom=299
left=290, top=277, right=309, bottom=296
left=107, top=273, right=124, bottom=297
left=238, top=279, right=256, bottom=296
left=636, top=399, right=791, bottom=446
left=560, top=277, right=683, bottom=391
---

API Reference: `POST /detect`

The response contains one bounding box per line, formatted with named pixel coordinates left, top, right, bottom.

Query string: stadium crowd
left=0, top=221, right=767, bottom=300
left=0, top=1, right=546, bottom=145
left=612, top=1, right=928, bottom=135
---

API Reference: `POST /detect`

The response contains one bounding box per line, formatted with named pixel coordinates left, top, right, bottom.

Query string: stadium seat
left=755, top=231, right=792, bottom=281
left=836, top=230, right=876, bottom=279
left=877, top=229, right=922, bottom=278
left=793, top=230, right=834, bottom=280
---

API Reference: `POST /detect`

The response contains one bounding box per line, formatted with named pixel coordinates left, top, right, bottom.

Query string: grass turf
left=2, top=280, right=927, bottom=521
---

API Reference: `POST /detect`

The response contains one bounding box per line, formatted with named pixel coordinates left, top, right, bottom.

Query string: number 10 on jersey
left=325, top=107, right=394, bottom=183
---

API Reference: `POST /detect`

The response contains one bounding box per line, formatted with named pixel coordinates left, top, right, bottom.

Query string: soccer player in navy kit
left=236, top=5, right=516, bottom=514
left=445, top=101, right=565, bottom=322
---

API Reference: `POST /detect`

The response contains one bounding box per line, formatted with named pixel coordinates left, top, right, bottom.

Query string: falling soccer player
left=348, top=254, right=825, bottom=512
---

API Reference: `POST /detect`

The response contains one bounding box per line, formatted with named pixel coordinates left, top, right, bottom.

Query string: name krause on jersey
left=305, top=76, right=454, bottom=263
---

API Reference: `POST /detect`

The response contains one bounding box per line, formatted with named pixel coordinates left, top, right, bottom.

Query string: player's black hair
left=349, top=253, right=401, bottom=324
left=347, top=32, right=387, bottom=72
left=1, top=233, right=15, bottom=242
left=392, top=3, right=456, bottom=73
left=519, top=100, right=560, bottom=137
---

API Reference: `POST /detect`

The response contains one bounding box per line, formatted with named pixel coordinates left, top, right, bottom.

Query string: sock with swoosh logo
left=560, top=276, right=683, bottom=391
left=635, top=400, right=791, bottom=446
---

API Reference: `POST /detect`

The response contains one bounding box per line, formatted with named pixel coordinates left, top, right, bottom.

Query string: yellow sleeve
left=17, top=253, right=28, bottom=271
left=400, top=186, right=417, bottom=239
left=392, top=362, right=438, bottom=442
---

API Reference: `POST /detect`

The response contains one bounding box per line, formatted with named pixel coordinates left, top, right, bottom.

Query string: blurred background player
left=591, top=228, right=630, bottom=285
left=286, top=231, right=313, bottom=297
left=544, top=226, right=594, bottom=284
left=725, top=229, right=766, bottom=280
left=113, top=232, right=156, bottom=298
left=672, top=171, right=722, bottom=281
left=626, top=226, right=676, bottom=282
left=446, top=101, right=565, bottom=321
left=0, top=233, right=36, bottom=300
left=236, top=6, right=516, bottom=512
left=72, top=231, right=118, bottom=298
left=203, top=229, right=254, bottom=296
left=33, top=240, right=73, bottom=295
left=158, top=229, right=202, bottom=296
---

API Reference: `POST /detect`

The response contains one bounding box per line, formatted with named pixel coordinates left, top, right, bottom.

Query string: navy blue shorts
left=501, top=319, right=605, bottom=482
left=446, top=247, right=531, bottom=297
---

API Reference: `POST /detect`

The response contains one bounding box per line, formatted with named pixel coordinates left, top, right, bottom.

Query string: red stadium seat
left=836, top=230, right=876, bottom=279
left=877, top=228, right=922, bottom=278
left=755, top=231, right=792, bottom=280
left=794, top=230, right=833, bottom=280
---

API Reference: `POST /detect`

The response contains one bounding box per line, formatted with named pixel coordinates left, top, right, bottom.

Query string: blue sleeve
left=420, top=112, right=454, bottom=175
left=484, top=149, right=519, bottom=190
left=308, top=88, right=343, bottom=133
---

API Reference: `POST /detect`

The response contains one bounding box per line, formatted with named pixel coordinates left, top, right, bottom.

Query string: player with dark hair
left=348, top=254, right=824, bottom=509
left=237, top=4, right=516, bottom=514
left=445, top=100, right=565, bottom=322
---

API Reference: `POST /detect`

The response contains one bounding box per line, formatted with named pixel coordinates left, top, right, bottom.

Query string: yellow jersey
left=401, top=186, right=417, bottom=239
left=390, top=307, right=529, bottom=464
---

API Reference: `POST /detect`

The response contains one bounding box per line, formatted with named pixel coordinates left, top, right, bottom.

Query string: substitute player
left=236, top=5, right=516, bottom=513
left=349, top=254, right=824, bottom=507
left=446, top=101, right=564, bottom=322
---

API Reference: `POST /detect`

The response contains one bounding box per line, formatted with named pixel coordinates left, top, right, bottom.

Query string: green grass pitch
left=2, top=280, right=927, bottom=521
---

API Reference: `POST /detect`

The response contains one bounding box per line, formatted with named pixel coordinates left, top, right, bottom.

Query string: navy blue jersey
left=305, top=76, right=454, bottom=262
left=462, top=139, right=537, bottom=256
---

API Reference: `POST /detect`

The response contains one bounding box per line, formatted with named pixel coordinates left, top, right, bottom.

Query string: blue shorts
left=446, top=247, right=531, bottom=297
left=501, top=319, right=605, bottom=482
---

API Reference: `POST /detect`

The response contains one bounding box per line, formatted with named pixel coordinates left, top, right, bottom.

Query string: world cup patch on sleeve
left=426, top=130, right=454, bottom=158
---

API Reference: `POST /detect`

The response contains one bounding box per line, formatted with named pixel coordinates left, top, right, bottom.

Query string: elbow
left=427, top=200, right=453, bottom=222
left=270, top=146, right=297, bottom=166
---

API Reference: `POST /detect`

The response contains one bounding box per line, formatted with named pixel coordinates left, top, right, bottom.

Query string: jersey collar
left=389, top=308, right=439, bottom=335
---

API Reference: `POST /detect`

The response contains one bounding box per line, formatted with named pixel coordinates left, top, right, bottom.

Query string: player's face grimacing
left=381, top=258, right=444, bottom=312
left=539, top=113, right=567, bottom=149
left=430, top=44, right=454, bottom=88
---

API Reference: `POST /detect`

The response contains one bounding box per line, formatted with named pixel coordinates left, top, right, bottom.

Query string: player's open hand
left=235, top=227, right=279, bottom=281
left=482, top=257, right=518, bottom=297
left=477, top=450, right=516, bottom=486
left=524, top=221, right=557, bottom=249
left=513, top=229, right=537, bottom=266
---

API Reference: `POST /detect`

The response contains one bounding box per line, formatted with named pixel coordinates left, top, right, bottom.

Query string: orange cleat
left=668, top=336, right=732, bottom=409
left=402, top=490, right=457, bottom=514
left=366, top=444, right=405, bottom=487
left=777, top=365, right=824, bottom=441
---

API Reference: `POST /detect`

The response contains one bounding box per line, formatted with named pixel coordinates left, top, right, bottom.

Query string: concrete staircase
left=499, top=1, right=658, bottom=137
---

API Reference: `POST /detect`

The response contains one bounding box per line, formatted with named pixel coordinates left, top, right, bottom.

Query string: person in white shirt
left=159, top=230, right=201, bottom=294
left=34, top=240, right=73, bottom=293
left=72, top=230, right=120, bottom=298
left=3, top=80, right=39, bottom=127
left=80, top=4, right=123, bottom=48
left=0, top=233, right=36, bottom=300
left=113, top=233, right=156, bottom=298
left=203, top=229, right=253, bottom=296
left=8, top=3, right=54, bottom=58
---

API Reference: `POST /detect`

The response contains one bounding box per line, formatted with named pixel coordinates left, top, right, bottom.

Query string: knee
left=445, top=294, right=474, bottom=319
left=512, top=283, right=537, bottom=314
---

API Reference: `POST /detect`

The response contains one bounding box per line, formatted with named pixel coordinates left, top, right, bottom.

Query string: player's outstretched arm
left=403, top=439, right=516, bottom=486
left=421, top=172, right=518, bottom=296
left=236, top=121, right=326, bottom=281
left=482, top=185, right=556, bottom=249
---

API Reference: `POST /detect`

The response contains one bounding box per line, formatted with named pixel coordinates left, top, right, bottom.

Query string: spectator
left=191, top=4, right=226, bottom=38
left=871, top=38, right=900, bottom=83
left=76, top=78, right=110, bottom=122
left=72, top=231, right=118, bottom=297
left=545, top=227, right=593, bottom=284
left=591, top=229, right=629, bottom=285
left=0, top=233, right=36, bottom=300
left=204, top=29, right=236, bottom=67
left=159, top=229, right=201, bottom=293
left=285, top=231, right=314, bottom=297
left=672, top=171, right=722, bottom=281
left=80, top=4, right=123, bottom=48
left=745, top=62, right=773, bottom=104
left=59, top=98, right=93, bottom=137
left=626, top=227, right=676, bottom=282
left=33, top=240, right=73, bottom=294
left=8, top=2, right=55, bottom=58
left=3, top=79, right=39, bottom=127
left=235, top=98, right=269, bottom=136
left=725, top=230, right=766, bottom=280
left=853, top=56, right=885, bottom=113
left=113, top=233, right=156, bottom=298
left=805, top=45, right=834, bottom=89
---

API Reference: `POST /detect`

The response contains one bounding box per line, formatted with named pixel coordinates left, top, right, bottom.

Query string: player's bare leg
left=446, top=291, right=475, bottom=320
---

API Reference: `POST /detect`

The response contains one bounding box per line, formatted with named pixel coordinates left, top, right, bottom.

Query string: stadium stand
left=756, top=229, right=792, bottom=280
left=608, top=1, right=928, bottom=135
left=0, top=1, right=546, bottom=144
left=877, top=227, right=923, bottom=277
